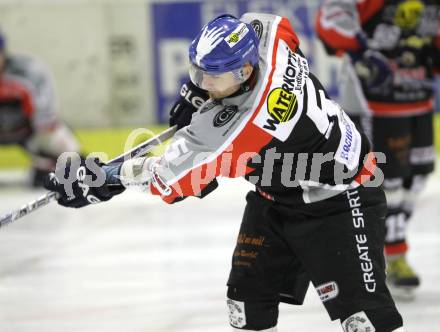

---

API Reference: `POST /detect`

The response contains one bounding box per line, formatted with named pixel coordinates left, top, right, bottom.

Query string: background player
left=316, top=0, right=440, bottom=296
left=0, top=28, right=80, bottom=186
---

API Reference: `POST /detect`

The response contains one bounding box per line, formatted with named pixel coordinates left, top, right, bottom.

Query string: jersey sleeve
left=148, top=102, right=273, bottom=204
left=315, top=0, right=383, bottom=55
left=25, top=57, right=59, bottom=130
left=316, top=0, right=364, bottom=54
left=149, top=121, right=224, bottom=204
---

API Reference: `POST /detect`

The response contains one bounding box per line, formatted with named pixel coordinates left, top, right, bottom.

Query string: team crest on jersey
left=213, top=106, right=237, bottom=127
left=265, top=87, right=298, bottom=129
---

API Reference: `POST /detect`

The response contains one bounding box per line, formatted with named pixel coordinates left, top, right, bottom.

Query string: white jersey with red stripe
left=0, top=54, right=80, bottom=158
left=0, top=54, right=58, bottom=142
left=150, top=13, right=373, bottom=205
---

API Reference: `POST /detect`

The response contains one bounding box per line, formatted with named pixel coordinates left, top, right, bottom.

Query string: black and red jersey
left=316, top=0, right=440, bottom=116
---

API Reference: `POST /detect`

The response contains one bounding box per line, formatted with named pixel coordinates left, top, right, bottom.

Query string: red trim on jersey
left=154, top=17, right=298, bottom=204
left=385, top=242, right=408, bottom=256
left=357, top=0, right=384, bottom=24
left=316, top=0, right=384, bottom=53
left=368, top=99, right=433, bottom=116
left=277, top=17, right=300, bottom=51
left=435, top=25, right=440, bottom=49
left=0, top=78, right=35, bottom=117
left=316, top=10, right=362, bottom=53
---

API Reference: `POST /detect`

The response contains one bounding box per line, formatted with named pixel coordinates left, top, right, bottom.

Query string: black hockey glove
left=169, top=81, right=209, bottom=129
left=351, top=50, right=393, bottom=89
left=349, top=33, right=393, bottom=89
left=44, top=155, right=125, bottom=208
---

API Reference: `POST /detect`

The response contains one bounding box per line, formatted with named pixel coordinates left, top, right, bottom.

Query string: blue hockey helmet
left=188, top=14, right=260, bottom=92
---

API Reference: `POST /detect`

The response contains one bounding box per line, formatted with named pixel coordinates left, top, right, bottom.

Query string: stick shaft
left=0, top=126, right=176, bottom=228
left=0, top=191, right=59, bottom=228
left=108, top=126, right=176, bottom=164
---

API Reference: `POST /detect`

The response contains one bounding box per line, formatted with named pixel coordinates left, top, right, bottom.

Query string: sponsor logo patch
left=316, top=281, right=339, bottom=302
left=263, top=87, right=298, bottom=131
left=225, top=23, right=249, bottom=47
left=253, top=40, right=307, bottom=141
left=335, top=109, right=362, bottom=171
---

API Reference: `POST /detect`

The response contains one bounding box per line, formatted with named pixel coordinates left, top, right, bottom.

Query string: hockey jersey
left=0, top=54, right=58, bottom=144
left=316, top=0, right=440, bottom=116
left=150, top=12, right=375, bottom=205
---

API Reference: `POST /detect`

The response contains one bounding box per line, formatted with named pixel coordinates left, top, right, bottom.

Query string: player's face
left=202, top=71, right=237, bottom=92
left=203, top=72, right=242, bottom=99
left=189, top=63, right=253, bottom=99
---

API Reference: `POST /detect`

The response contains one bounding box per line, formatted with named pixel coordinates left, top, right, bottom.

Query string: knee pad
left=227, top=286, right=278, bottom=330
left=384, top=174, right=429, bottom=244
left=341, top=307, right=403, bottom=332
left=402, top=174, right=428, bottom=214
left=383, top=178, right=405, bottom=208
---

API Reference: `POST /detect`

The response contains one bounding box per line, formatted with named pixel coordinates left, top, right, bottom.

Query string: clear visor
left=189, top=64, right=250, bottom=92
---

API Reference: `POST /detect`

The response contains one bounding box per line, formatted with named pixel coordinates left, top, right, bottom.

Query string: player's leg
left=226, top=191, right=310, bottom=331
left=367, top=115, right=424, bottom=292
left=386, top=111, right=435, bottom=294
left=285, top=186, right=404, bottom=332
left=384, top=175, right=425, bottom=293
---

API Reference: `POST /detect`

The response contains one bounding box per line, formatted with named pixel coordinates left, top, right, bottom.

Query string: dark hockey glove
left=44, top=155, right=125, bottom=208
left=352, top=50, right=393, bottom=89
left=349, top=33, right=393, bottom=89
left=169, top=81, right=209, bottom=129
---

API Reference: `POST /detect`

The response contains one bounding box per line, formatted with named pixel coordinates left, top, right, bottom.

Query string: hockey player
left=45, top=13, right=405, bottom=332
left=316, top=0, right=440, bottom=295
left=0, top=29, right=80, bottom=186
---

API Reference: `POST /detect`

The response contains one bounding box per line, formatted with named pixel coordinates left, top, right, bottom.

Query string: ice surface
left=0, top=170, right=439, bottom=331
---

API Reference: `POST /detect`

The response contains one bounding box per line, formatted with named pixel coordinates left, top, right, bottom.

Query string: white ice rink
left=0, top=170, right=439, bottom=332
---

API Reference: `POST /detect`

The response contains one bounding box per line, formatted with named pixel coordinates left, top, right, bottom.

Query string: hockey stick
left=0, top=126, right=177, bottom=228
